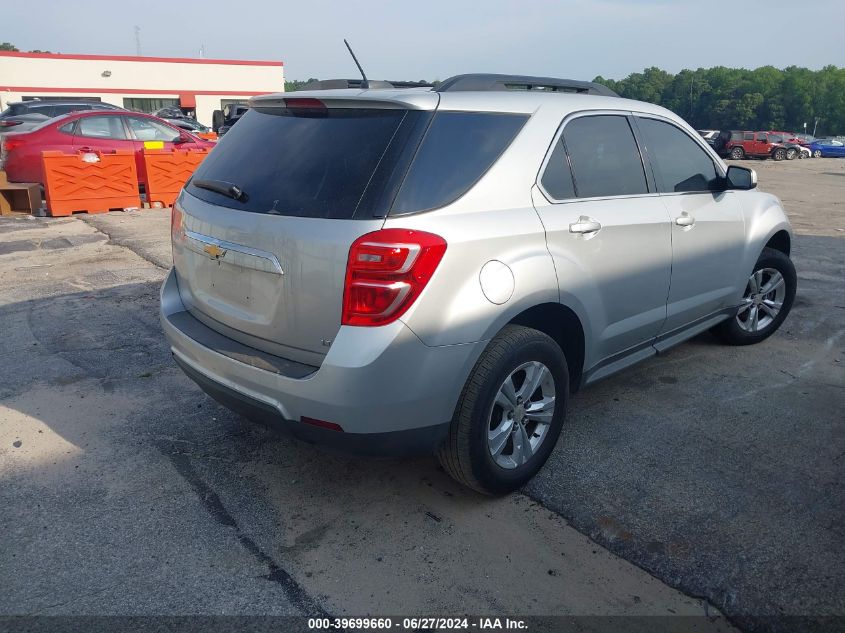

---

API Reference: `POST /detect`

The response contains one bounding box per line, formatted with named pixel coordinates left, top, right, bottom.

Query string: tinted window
left=540, top=139, right=576, bottom=200
left=126, top=116, right=180, bottom=142
left=637, top=118, right=719, bottom=193
left=744, top=133, right=754, bottom=140
left=187, top=107, right=416, bottom=218
left=52, top=104, right=89, bottom=116
left=562, top=115, right=648, bottom=198
left=756, top=132, right=768, bottom=141
left=77, top=116, right=128, bottom=139
left=58, top=121, right=76, bottom=134
left=390, top=111, right=527, bottom=214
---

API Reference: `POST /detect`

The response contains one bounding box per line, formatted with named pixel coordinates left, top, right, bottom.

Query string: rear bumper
left=160, top=268, right=483, bottom=456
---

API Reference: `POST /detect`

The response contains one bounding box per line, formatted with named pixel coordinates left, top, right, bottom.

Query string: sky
left=3, top=0, right=843, bottom=81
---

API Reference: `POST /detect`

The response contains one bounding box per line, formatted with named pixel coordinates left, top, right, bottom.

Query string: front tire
left=786, top=148, right=797, bottom=160
left=813, top=149, right=822, bottom=158
left=772, top=147, right=787, bottom=161
left=712, top=248, right=796, bottom=346
left=730, top=147, right=745, bottom=160
left=438, top=325, right=568, bottom=495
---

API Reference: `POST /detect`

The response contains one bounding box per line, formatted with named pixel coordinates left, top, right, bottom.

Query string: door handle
left=675, top=213, right=695, bottom=227
left=569, top=216, right=602, bottom=234
left=77, top=147, right=95, bottom=153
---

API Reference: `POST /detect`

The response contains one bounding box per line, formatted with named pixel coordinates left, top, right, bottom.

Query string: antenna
left=134, top=26, right=142, bottom=56
left=343, top=39, right=369, bottom=89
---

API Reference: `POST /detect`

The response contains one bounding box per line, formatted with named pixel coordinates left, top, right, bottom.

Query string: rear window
left=187, top=106, right=528, bottom=219
left=187, top=107, right=415, bottom=219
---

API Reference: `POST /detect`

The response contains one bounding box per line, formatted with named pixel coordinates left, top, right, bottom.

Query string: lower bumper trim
left=174, top=354, right=449, bottom=458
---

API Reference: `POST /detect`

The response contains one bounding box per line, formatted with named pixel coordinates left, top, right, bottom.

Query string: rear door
left=634, top=115, right=746, bottom=339
left=173, top=100, right=436, bottom=366
left=71, top=113, right=133, bottom=154
left=533, top=113, right=672, bottom=371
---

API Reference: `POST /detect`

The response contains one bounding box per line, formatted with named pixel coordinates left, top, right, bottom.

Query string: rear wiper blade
left=193, top=179, right=249, bottom=202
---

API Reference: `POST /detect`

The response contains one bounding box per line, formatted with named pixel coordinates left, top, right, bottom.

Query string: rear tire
left=772, top=147, right=787, bottom=161
left=438, top=325, right=568, bottom=495
left=712, top=248, right=796, bottom=346
left=786, top=148, right=797, bottom=160
left=729, top=147, right=745, bottom=160
left=211, top=110, right=224, bottom=133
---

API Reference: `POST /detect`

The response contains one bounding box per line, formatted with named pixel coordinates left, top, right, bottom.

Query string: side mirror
left=726, top=165, right=757, bottom=190
left=173, top=135, right=190, bottom=145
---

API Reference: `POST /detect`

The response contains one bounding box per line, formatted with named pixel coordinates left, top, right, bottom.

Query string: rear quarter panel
left=385, top=106, right=562, bottom=347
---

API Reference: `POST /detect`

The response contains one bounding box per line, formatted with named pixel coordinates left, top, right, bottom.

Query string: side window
left=744, top=133, right=754, bottom=141
left=77, top=116, right=128, bottom=140
left=562, top=115, right=648, bottom=198
left=58, top=121, right=76, bottom=135
left=540, top=139, right=576, bottom=200
left=125, top=116, right=180, bottom=142
left=391, top=111, right=528, bottom=214
left=756, top=132, right=768, bottom=141
left=52, top=104, right=87, bottom=116
left=637, top=118, right=719, bottom=193
left=29, top=104, right=54, bottom=117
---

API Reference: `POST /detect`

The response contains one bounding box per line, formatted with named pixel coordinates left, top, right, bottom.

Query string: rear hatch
left=172, top=93, right=438, bottom=366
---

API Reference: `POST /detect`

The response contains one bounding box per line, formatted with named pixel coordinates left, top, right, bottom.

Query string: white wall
left=0, top=53, right=284, bottom=126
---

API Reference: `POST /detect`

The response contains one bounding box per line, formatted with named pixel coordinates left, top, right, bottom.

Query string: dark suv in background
left=211, top=103, right=249, bottom=136
left=0, top=100, right=123, bottom=134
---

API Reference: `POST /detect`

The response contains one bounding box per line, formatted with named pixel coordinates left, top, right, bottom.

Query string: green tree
left=594, top=65, right=844, bottom=134
left=0, top=42, right=19, bottom=51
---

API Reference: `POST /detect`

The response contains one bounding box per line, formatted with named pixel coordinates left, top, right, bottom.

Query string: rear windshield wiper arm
left=192, top=179, right=249, bottom=202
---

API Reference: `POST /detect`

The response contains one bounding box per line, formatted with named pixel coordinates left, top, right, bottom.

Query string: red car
left=1, top=110, right=215, bottom=186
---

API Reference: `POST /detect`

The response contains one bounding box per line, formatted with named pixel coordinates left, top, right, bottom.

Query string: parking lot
left=0, top=158, right=842, bottom=632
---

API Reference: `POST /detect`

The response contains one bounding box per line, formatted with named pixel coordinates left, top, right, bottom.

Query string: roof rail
left=299, top=79, right=434, bottom=91
left=436, top=74, right=619, bottom=97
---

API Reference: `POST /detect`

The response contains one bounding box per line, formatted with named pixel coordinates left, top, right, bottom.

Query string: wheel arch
left=507, top=302, right=586, bottom=393
left=765, top=230, right=791, bottom=257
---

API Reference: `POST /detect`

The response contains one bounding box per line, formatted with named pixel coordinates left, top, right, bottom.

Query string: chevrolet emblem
left=203, top=244, right=227, bottom=259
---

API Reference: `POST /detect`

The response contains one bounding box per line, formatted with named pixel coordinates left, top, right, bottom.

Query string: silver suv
left=161, top=74, right=796, bottom=494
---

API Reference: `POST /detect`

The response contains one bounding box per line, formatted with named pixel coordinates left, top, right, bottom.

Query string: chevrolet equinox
left=160, top=74, right=797, bottom=494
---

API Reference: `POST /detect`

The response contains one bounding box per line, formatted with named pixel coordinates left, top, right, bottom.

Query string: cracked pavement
left=1, top=159, right=843, bottom=632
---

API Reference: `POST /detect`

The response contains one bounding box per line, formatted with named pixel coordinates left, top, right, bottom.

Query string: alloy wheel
left=736, top=267, right=787, bottom=332
left=487, top=361, right=556, bottom=469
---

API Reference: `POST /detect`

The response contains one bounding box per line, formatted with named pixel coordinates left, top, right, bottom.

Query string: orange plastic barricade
left=42, top=150, right=141, bottom=217
left=141, top=148, right=211, bottom=208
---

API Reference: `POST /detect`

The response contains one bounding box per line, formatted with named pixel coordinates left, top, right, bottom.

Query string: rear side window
left=187, top=107, right=414, bottom=218
left=540, top=139, right=576, bottom=200
left=562, top=115, right=648, bottom=198
left=77, top=116, right=128, bottom=139
left=389, top=112, right=528, bottom=215
left=637, top=118, right=719, bottom=193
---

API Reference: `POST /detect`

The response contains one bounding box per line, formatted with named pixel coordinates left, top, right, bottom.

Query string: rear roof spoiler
left=300, top=79, right=435, bottom=90
left=436, top=74, right=619, bottom=97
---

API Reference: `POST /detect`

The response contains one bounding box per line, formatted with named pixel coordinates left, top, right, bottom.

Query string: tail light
left=0, top=120, right=23, bottom=128
left=2, top=138, right=27, bottom=152
left=171, top=204, right=184, bottom=242
left=342, top=228, right=447, bottom=327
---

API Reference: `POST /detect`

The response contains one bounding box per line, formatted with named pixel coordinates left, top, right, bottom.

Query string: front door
left=532, top=113, right=672, bottom=375
left=634, top=115, right=746, bottom=339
